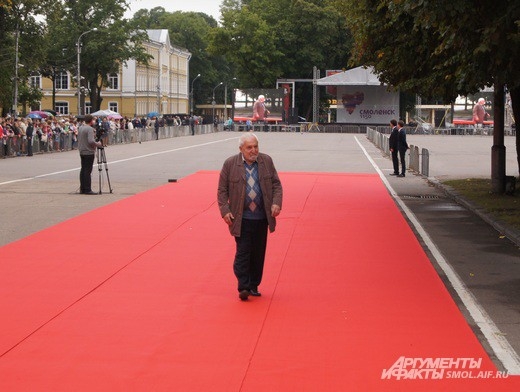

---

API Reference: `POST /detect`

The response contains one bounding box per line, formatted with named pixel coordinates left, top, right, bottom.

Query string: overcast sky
left=126, top=0, right=222, bottom=20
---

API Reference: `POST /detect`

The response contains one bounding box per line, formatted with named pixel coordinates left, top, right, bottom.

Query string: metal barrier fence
left=230, top=123, right=368, bottom=133
left=1, top=124, right=214, bottom=159
left=367, top=127, right=430, bottom=177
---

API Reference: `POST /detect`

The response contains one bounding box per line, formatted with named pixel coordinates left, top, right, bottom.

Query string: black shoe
left=397, top=174, right=405, bottom=177
left=390, top=172, right=398, bottom=176
left=249, top=288, right=261, bottom=297
left=239, top=290, right=250, bottom=301
left=80, top=190, right=97, bottom=195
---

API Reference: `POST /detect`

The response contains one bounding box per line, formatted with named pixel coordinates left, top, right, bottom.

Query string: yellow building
left=34, top=30, right=191, bottom=118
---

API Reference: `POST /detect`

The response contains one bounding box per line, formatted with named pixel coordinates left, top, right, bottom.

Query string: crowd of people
left=0, top=114, right=190, bottom=158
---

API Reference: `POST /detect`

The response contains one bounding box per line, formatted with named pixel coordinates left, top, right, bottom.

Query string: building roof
left=146, top=29, right=171, bottom=46
left=316, top=66, right=384, bottom=86
left=146, top=29, right=190, bottom=54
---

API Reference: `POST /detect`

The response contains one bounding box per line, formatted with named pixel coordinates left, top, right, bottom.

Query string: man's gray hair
left=239, top=133, right=258, bottom=147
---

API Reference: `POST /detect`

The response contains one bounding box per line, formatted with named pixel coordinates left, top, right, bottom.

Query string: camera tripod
left=96, top=147, right=113, bottom=194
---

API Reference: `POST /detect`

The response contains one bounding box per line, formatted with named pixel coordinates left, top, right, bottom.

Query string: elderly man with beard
left=217, top=133, right=283, bottom=301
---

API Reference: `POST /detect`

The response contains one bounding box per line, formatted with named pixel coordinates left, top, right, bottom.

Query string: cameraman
left=78, top=115, right=103, bottom=195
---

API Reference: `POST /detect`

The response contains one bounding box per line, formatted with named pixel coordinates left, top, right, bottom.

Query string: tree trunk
left=491, top=83, right=506, bottom=193
left=88, top=76, right=102, bottom=112
left=509, top=86, right=520, bottom=177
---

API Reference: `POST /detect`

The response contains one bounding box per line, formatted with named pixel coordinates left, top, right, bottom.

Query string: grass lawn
left=443, top=178, right=520, bottom=231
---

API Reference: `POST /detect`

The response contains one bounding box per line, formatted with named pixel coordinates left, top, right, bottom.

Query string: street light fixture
left=77, top=28, right=97, bottom=116
left=190, top=73, right=201, bottom=114
left=212, top=82, right=223, bottom=124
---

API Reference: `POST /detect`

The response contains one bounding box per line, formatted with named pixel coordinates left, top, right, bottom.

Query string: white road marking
left=0, top=137, right=238, bottom=187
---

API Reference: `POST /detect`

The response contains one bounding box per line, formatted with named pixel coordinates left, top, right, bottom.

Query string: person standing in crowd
left=10, top=118, right=21, bottom=156
left=397, top=120, right=409, bottom=177
left=0, top=119, right=7, bottom=158
left=26, top=118, right=34, bottom=157
left=154, top=116, right=159, bottom=140
left=19, top=118, right=27, bottom=155
left=133, top=116, right=143, bottom=143
left=70, top=120, right=78, bottom=150
left=217, top=133, right=283, bottom=301
left=125, top=116, right=133, bottom=143
left=472, top=97, right=488, bottom=128
left=388, top=119, right=399, bottom=176
left=189, top=114, right=196, bottom=135
left=77, top=114, right=103, bottom=195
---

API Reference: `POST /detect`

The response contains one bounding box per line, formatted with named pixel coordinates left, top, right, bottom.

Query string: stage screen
left=234, top=89, right=285, bottom=120
left=337, top=85, right=399, bottom=124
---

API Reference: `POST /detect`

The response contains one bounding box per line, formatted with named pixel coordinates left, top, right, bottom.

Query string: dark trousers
left=80, top=154, right=95, bottom=193
left=399, top=149, right=406, bottom=174
left=391, top=150, right=399, bottom=174
left=234, top=218, right=268, bottom=292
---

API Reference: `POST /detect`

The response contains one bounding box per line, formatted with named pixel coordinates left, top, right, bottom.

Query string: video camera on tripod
left=95, top=118, right=107, bottom=143
left=92, top=118, right=112, bottom=193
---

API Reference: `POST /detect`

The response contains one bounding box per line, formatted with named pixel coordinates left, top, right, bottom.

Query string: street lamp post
left=12, top=23, right=20, bottom=117
left=224, top=77, right=237, bottom=120
left=189, top=73, right=201, bottom=114
left=212, top=82, right=223, bottom=124
left=76, top=28, right=97, bottom=116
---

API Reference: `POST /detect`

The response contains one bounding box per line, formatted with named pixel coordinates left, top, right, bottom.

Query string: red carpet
left=0, top=171, right=518, bottom=391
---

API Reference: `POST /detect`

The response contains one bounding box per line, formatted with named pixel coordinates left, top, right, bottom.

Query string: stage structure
left=276, top=66, right=321, bottom=124
left=317, top=66, right=399, bottom=125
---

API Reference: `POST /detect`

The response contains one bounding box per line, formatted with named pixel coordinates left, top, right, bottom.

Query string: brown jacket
left=217, top=152, right=283, bottom=237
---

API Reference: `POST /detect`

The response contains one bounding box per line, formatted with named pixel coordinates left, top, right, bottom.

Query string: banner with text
left=337, top=85, right=399, bottom=124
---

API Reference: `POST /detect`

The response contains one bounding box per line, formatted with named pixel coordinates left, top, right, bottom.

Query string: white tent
left=91, top=109, right=120, bottom=117
left=316, top=66, right=384, bottom=86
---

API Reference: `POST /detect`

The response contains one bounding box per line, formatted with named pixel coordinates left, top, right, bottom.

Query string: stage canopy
left=316, top=66, right=384, bottom=86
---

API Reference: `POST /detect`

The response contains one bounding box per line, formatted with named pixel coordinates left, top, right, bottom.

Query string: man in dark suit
left=397, top=120, right=409, bottom=177
left=389, top=119, right=399, bottom=176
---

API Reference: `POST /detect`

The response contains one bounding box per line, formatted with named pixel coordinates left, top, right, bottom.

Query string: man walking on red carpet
left=218, top=133, right=283, bottom=301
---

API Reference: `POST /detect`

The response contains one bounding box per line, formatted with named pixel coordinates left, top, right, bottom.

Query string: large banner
left=337, top=85, right=399, bottom=124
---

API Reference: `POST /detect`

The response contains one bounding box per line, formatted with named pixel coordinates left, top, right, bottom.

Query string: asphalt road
left=1, top=130, right=519, bottom=374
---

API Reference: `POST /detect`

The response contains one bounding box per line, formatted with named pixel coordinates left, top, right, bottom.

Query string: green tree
left=341, top=0, right=520, bottom=191
left=0, top=0, right=49, bottom=115
left=18, top=81, right=44, bottom=115
left=210, top=0, right=351, bottom=117
left=47, top=0, right=151, bottom=113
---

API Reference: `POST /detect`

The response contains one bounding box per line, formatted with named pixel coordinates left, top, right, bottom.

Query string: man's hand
left=223, top=212, right=234, bottom=225
left=271, top=204, right=281, bottom=217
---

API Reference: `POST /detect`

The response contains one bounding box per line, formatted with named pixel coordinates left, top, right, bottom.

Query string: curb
left=427, top=176, right=520, bottom=248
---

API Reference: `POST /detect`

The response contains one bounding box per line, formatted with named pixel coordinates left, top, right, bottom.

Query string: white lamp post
left=190, top=73, right=201, bottom=114
left=212, top=82, right=223, bottom=123
left=76, top=28, right=97, bottom=116
left=224, top=77, right=237, bottom=120
left=12, top=23, right=22, bottom=117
